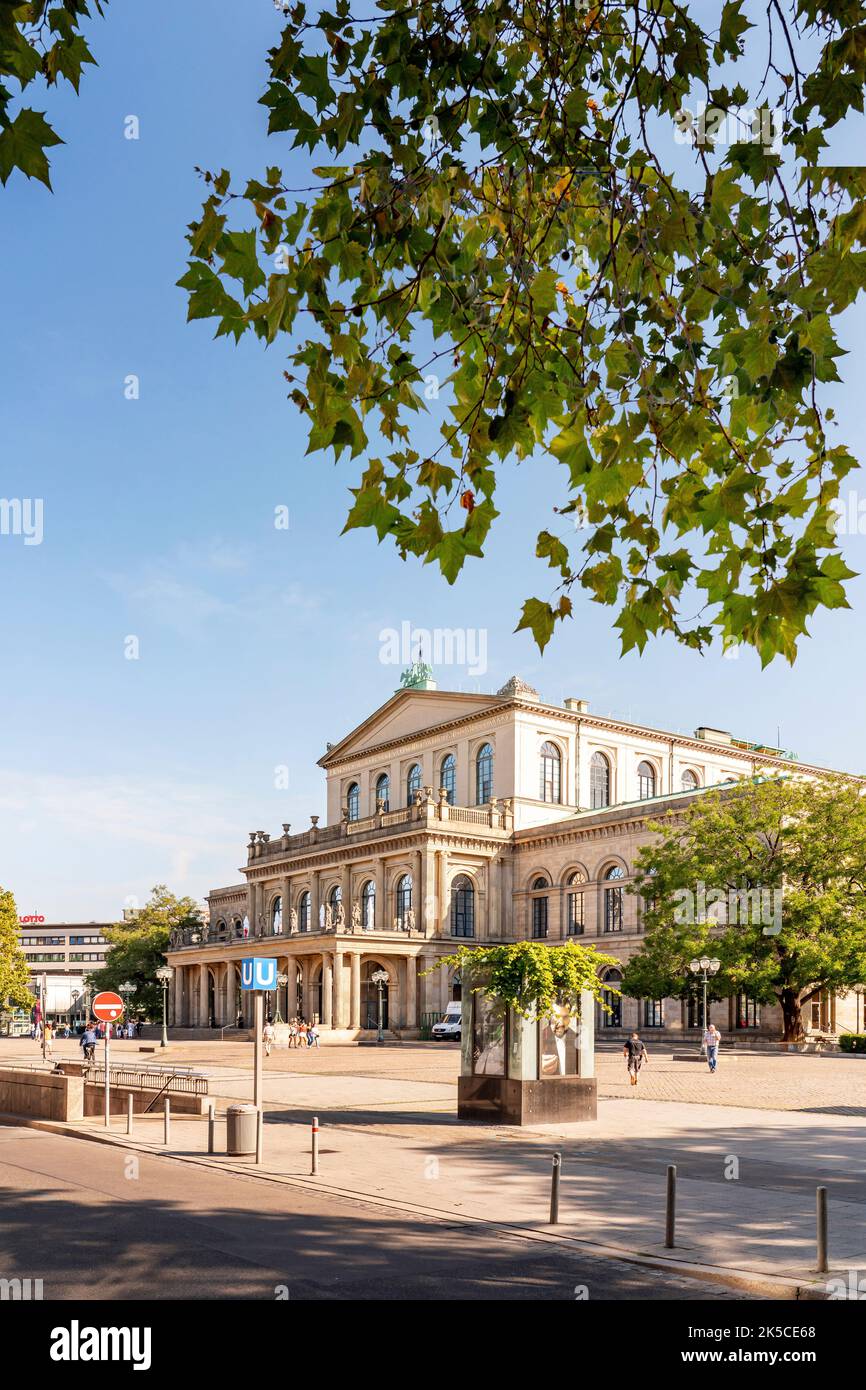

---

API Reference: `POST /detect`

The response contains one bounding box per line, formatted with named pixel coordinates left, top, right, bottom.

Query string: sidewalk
left=51, top=1092, right=866, bottom=1294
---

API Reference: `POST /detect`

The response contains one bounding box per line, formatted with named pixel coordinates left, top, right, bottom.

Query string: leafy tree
left=87, top=884, right=201, bottom=1020
left=622, top=777, right=866, bottom=1040
left=0, top=886, right=34, bottom=1011
left=0, top=1, right=106, bottom=188
left=182, top=0, right=866, bottom=665
left=433, top=938, right=618, bottom=1016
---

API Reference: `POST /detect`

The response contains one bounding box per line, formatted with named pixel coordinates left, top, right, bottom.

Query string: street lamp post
left=119, top=980, right=133, bottom=1039
left=371, top=969, right=389, bottom=1044
left=70, top=988, right=80, bottom=1036
left=689, top=957, right=721, bottom=1045
left=155, top=965, right=173, bottom=1048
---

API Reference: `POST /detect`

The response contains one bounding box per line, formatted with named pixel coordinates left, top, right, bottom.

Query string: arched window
left=451, top=875, right=475, bottom=938
left=590, top=751, right=610, bottom=808
left=602, top=968, right=623, bottom=1028
left=475, top=743, right=494, bottom=804
left=271, top=896, right=282, bottom=935
left=540, top=741, right=562, bottom=803
left=375, top=773, right=390, bottom=811
left=395, top=873, right=413, bottom=928
left=566, top=871, right=586, bottom=936
left=637, top=761, right=656, bottom=799
left=346, top=782, right=360, bottom=821
left=440, top=754, right=456, bottom=805
left=603, top=865, right=624, bottom=933
left=328, top=884, right=342, bottom=920
left=681, top=768, right=699, bottom=792
left=362, top=879, right=376, bottom=931
left=298, top=890, right=311, bottom=933
left=531, top=876, right=549, bottom=939
left=406, top=763, right=422, bottom=806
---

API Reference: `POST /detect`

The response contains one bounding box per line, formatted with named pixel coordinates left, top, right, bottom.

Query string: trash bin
left=226, top=1103, right=258, bottom=1155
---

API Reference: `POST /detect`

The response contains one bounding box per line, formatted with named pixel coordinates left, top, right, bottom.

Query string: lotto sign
left=92, top=991, right=124, bottom=1022
left=241, top=958, right=278, bottom=991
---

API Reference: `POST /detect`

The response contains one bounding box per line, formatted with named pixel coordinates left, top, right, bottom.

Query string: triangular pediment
left=319, top=688, right=507, bottom=766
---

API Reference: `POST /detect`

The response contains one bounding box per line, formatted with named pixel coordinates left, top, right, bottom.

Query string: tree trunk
left=779, top=989, right=803, bottom=1042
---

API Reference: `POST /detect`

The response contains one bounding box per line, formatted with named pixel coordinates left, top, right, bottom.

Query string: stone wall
left=0, top=1068, right=83, bottom=1121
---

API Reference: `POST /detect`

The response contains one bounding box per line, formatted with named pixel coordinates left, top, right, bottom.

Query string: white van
left=431, top=1001, right=462, bottom=1041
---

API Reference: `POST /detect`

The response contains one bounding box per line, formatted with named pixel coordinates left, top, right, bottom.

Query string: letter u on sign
left=241, top=957, right=278, bottom=990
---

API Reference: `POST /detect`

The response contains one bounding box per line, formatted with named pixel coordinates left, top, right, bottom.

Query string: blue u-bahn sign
left=240, top=957, right=278, bottom=991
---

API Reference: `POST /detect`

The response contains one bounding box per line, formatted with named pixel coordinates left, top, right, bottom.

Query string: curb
left=0, top=1112, right=830, bottom=1301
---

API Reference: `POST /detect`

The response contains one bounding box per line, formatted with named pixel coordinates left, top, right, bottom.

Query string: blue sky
left=2, top=0, right=865, bottom=921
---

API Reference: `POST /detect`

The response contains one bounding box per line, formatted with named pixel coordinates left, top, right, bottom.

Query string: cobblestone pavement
left=3, top=1037, right=865, bottom=1114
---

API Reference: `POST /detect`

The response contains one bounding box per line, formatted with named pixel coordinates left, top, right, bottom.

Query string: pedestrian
left=263, top=1018, right=276, bottom=1057
left=44, top=1022, right=54, bottom=1057
left=307, top=1023, right=319, bottom=1048
left=623, top=1031, right=648, bottom=1087
left=703, top=1021, right=721, bottom=1073
left=287, top=1018, right=297, bottom=1048
left=297, top=1020, right=308, bottom=1047
left=80, top=1024, right=97, bottom=1064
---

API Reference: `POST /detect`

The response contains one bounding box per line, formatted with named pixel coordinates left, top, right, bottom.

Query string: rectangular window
left=567, top=892, right=584, bottom=935
left=604, top=887, right=623, bottom=933
left=643, top=999, right=663, bottom=1027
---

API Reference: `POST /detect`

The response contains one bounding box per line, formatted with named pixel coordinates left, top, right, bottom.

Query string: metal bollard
left=817, top=1186, right=828, bottom=1272
left=127, top=1092, right=134, bottom=1136
left=549, top=1152, right=562, bottom=1224
left=256, top=1108, right=263, bottom=1165
left=207, top=1101, right=215, bottom=1155
left=665, top=1164, right=676, bottom=1248
left=311, top=1115, right=319, bottom=1175
left=164, top=1097, right=171, bottom=1146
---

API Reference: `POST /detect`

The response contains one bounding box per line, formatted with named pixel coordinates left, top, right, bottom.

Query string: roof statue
left=496, top=675, right=539, bottom=701
left=399, top=662, right=436, bottom=691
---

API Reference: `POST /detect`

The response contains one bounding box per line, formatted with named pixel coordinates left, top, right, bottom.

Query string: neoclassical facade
left=166, top=675, right=863, bottom=1040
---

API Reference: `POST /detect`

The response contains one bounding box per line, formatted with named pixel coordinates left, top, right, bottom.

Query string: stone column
left=334, top=948, right=345, bottom=1028
left=350, top=951, right=361, bottom=1029
left=198, top=964, right=209, bottom=1028
left=311, top=869, right=322, bottom=933
left=405, top=954, right=417, bottom=1030
left=225, top=961, right=234, bottom=1028
left=322, top=953, right=333, bottom=1026
left=282, top=876, right=291, bottom=933
left=252, top=881, right=263, bottom=937
left=436, top=849, right=448, bottom=935
left=341, top=863, right=352, bottom=923
left=375, top=856, right=386, bottom=930
left=487, top=857, right=499, bottom=940
left=170, top=966, right=181, bottom=1026
left=413, top=848, right=422, bottom=928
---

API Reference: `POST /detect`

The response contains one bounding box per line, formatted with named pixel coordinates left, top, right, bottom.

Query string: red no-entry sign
left=92, top=991, right=124, bottom=1022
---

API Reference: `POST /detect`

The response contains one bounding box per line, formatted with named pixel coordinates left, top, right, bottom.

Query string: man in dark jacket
left=623, top=1032, right=649, bottom=1087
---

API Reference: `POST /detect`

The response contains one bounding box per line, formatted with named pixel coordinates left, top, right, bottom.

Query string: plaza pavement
left=5, top=1036, right=865, bottom=1293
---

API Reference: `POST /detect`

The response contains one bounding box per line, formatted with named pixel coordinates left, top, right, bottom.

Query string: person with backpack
left=623, top=1031, right=649, bottom=1087
left=80, top=1025, right=97, bottom=1064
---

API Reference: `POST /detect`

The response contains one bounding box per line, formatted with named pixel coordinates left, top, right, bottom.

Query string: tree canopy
left=87, top=884, right=201, bottom=1020
left=0, top=2, right=106, bottom=188
left=434, top=938, right=618, bottom=1016
left=182, top=0, right=866, bottom=665
left=622, top=776, right=866, bottom=1039
left=0, top=886, right=34, bottom=1012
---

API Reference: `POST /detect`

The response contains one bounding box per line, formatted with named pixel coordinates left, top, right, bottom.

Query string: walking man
left=623, top=1031, right=649, bottom=1086
left=703, top=1021, right=721, bottom=1073
left=263, top=1018, right=276, bottom=1058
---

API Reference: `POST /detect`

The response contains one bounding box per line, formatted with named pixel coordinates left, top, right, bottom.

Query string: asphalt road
left=0, top=1127, right=750, bottom=1301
